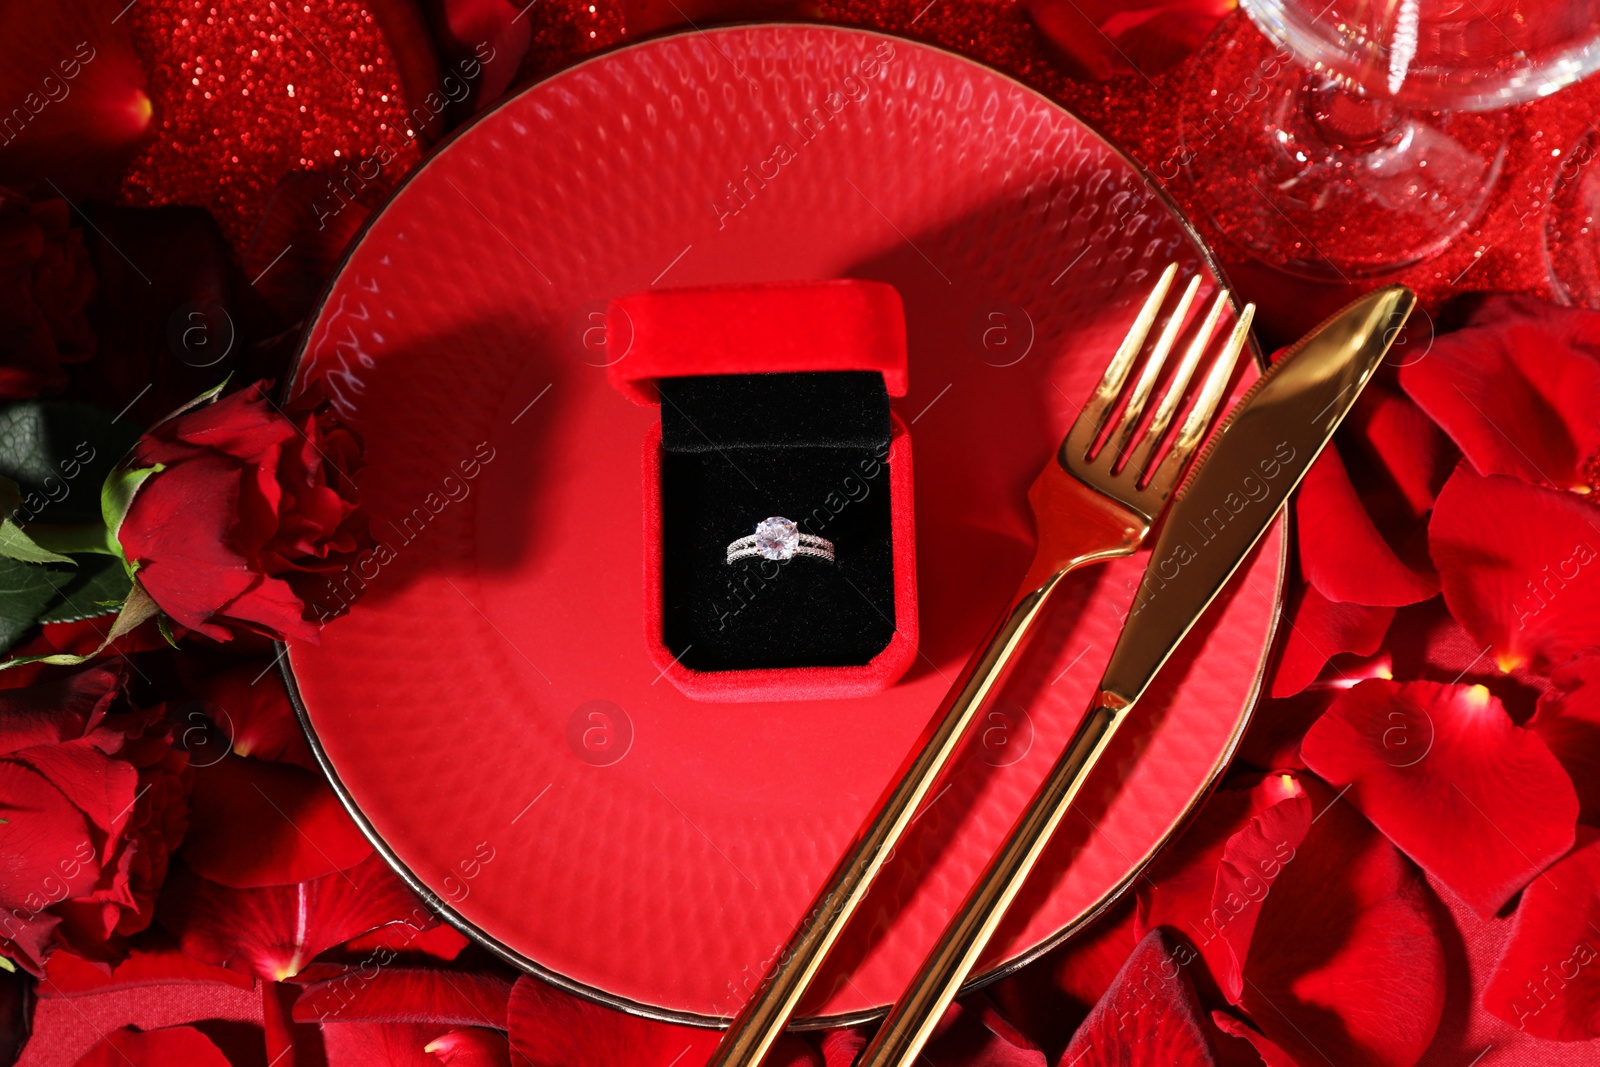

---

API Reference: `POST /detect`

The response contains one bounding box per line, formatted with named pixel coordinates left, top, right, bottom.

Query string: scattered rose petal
left=1269, top=581, right=1396, bottom=698
left=426, top=1028, right=514, bottom=1066
left=324, top=1020, right=472, bottom=1067
left=1240, top=777, right=1445, bottom=1067
left=1209, top=1012, right=1297, bottom=1067
left=508, top=975, right=821, bottom=1066
left=294, top=967, right=512, bottom=1028
left=425, top=0, right=533, bottom=108
left=918, top=995, right=1046, bottom=1066
left=1531, top=652, right=1600, bottom=826
left=1141, top=773, right=1311, bottom=1003
left=1400, top=295, right=1600, bottom=493
left=244, top=170, right=373, bottom=324
left=1303, top=679, right=1577, bottom=917
left=1484, top=829, right=1600, bottom=1040
left=0, top=3, right=151, bottom=198
left=40, top=930, right=253, bottom=993
left=175, top=656, right=316, bottom=769
left=181, top=753, right=372, bottom=888
left=75, top=1025, right=230, bottom=1067
left=1430, top=465, right=1600, bottom=674
left=1058, top=929, right=1221, bottom=1066
left=160, top=853, right=432, bottom=981
left=820, top=1028, right=865, bottom=1067
left=990, top=897, right=1140, bottom=1052
left=1295, top=443, right=1439, bottom=607
left=334, top=917, right=471, bottom=963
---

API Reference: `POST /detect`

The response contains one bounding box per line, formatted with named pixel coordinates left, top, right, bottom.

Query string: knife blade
left=1102, top=283, right=1415, bottom=705
left=855, top=284, right=1417, bottom=1067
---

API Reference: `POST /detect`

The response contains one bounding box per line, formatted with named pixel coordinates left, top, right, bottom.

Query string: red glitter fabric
left=114, top=0, right=1590, bottom=341
left=117, top=0, right=428, bottom=249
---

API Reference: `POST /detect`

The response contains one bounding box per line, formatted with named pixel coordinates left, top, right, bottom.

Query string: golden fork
left=707, top=263, right=1256, bottom=1067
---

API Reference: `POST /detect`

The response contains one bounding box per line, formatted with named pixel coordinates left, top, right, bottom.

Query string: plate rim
left=276, top=19, right=1289, bottom=1030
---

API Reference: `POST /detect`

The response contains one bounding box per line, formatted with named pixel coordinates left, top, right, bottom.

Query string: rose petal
left=323, top=1020, right=460, bottom=1067
left=160, top=853, right=431, bottom=981
left=1209, top=1012, right=1297, bottom=1067
left=1239, top=778, right=1445, bottom=1067
left=1532, top=652, right=1600, bottom=826
left=0, top=666, right=119, bottom=753
left=181, top=754, right=372, bottom=888
left=294, top=967, right=512, bottom=1028
left=1302, top=678, right=1577, bottom=917
left=40, top=929, right=253, bottom=993
left=0, top=3, right=151, bottom=198
left=1483, top=829, right=1600, bottom=1040
left=1058, top=928, right=1221, bottom=1066
left=820, top=1029, right=865, bottom=1067
left=989, top=897, right=1140, bottom=1053
left=917, top=995, right=1045, bottom=1066
left=74, top=1025, right=231, bottom=1067
left=1400, top=295, right=1600, bottom=493
left=426, top=1028, right=515, bottom=1066
left=175, top=656, right=316, bottom=770
left=244, top=170, right=373, bottom=323
left=1268, top=581, right=1396, bottom=698
left=1028, top=0, right=1232, bottom=80
left=1429, top=464, right=1600, bottom=674
left=508, top=976, right=821, bottom=1066
left=334, top=917, right=471, bottom=963
left=1294, top=444, right=1439, bottom=607
left=1141, top=773, right=1311, bottom=1004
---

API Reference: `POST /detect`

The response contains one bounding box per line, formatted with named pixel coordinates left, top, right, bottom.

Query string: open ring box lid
left=607, top=279, right=919, bottom=702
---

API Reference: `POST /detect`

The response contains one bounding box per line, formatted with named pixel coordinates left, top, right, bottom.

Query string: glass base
left=1179, top=33, right=1508, bottom=280
left=1544, top=128, right=1600, bottom=309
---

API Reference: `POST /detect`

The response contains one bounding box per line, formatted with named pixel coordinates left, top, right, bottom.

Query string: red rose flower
left=0, top=188, right=96, bottom=399
left=0, top=665, right=190, bottom=975
left=117, top=381, right=371, bottom=643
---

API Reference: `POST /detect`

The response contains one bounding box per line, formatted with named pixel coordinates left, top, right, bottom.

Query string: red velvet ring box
left=607, top=280, right=918, bottom=703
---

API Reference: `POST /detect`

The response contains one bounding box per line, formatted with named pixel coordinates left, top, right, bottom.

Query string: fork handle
left=856, top=691, right=1135, bottom=1067
left=706, top=574, right=1066, bottom=1067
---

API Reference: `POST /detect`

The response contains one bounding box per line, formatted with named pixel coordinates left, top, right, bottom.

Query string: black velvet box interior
left=659, top=371, right=897, bottom=670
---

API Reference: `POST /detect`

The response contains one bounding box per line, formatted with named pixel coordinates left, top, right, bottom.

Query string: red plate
left=285, top=24, right=1286, bottom=1026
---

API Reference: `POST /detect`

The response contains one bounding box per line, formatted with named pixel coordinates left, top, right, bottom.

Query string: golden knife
left=856, top=284, right=1416, bottom=1067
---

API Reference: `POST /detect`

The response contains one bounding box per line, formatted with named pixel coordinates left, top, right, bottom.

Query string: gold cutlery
left=709, top=263, right=1254, bottom=1067
left=855, top=284, right=1417, bottom=1067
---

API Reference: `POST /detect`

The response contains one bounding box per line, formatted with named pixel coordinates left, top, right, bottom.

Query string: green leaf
left=149, top=374, right=230, bottom=431
left=0, top=402, right=141, bottom=526
left=0, top=519, right=74, bottom=565
left=101, top=465, right=161, bottom=554
left=24, top=522, right=117, bottom=558
left=39, top=555, right=132, bottom=624
left=0, top=555, right=68, bottom=651
left=0, top=578, right=159, bottom=669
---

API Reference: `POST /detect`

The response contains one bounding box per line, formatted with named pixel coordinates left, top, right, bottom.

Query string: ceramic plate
left=284, top=23, right=1286, bottom=1026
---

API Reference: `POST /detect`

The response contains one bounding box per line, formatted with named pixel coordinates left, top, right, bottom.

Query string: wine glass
left=1544, top=125, right=1600, bottom=307
left=1182, top=0, right=1600, bottom=279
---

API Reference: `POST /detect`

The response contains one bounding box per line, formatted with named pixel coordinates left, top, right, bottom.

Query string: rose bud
left=114, top=380, right=370, bottom=643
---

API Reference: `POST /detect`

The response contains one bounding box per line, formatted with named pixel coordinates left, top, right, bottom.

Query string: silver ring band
left=726, top=517, right=834, bottom=564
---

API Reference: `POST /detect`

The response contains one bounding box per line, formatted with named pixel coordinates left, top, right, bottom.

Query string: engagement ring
left=726, top=517, right=834, bottom=564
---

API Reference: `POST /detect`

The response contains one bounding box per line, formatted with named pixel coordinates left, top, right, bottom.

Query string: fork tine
left=1073, top=263, right=1177, bottom=454
left=1109, top=273, right=1202, bottom=462
left=1148, top=302, right=1255, bottom=492
left=1125, top=289, right=1230, bottom=479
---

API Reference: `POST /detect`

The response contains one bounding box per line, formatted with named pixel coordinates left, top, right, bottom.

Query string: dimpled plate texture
left=285, top=25, right=1286, bottom=1025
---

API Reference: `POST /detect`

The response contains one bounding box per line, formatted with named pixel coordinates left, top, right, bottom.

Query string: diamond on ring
left=726, top=517, right=835, bottom=564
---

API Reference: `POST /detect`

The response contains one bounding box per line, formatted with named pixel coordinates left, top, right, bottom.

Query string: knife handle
left=705, top=576, right=1066, bottom=1067
left=856, top=692, right=1135, bottom=1067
